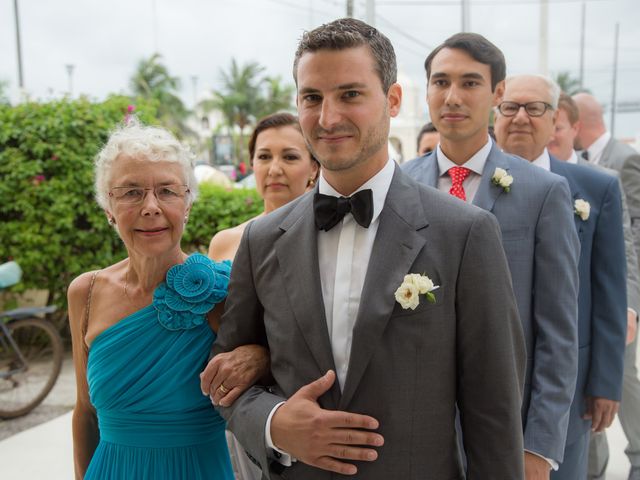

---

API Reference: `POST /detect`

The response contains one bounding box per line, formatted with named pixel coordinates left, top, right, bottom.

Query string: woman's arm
left=67, top=273, right=100, bottom=479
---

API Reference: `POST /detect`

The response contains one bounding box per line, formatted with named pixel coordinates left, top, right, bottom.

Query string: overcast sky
left=1, top=0, right=639, bottom=137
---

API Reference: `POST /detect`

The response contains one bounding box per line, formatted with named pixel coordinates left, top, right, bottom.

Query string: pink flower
left=51, top=154, right=59, bottom=161
left=32, top=174, right=46, bottom=186
left=127, top=104, right=135, bottom=113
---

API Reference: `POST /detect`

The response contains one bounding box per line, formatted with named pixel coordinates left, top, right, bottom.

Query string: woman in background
left=208, top=112, right=319, bottom=261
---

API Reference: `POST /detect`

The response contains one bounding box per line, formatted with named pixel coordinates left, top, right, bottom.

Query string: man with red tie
left=402, top=33, right=579, bottom=480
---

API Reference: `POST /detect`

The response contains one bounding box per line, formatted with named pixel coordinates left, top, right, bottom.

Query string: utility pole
left=191, top=75, right=198, bottom=109
left=151, top=0, right=159, bottom=53
left=13, top=0, right=24, bottom=94
left=610, top=22, right=619, bottom=137
left=579, top=0, right=586, bottom=89
left=65, top=64, right=75, bottom=96
left=365, top=0, right=375, bottom=26
left=346, top=0, right=354, bottom=17
left=538, top=0, right=549, bottom=75
left=461, top=0, right=470, bottom=32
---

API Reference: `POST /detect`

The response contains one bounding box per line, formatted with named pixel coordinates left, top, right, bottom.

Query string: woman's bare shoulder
left=208, top=223, right=249, bottom=261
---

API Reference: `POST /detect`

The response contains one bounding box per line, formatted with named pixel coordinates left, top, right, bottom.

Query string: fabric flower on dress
left=394, top=273, right=439, bottom=310
left=153, top=253, right=231, bottom=331
left=574, top=199, right=590, bottom=221
left=491, top=167, right=513, bottom=193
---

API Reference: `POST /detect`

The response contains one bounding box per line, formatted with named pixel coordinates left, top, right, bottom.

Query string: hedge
left=0, top=97, right=262, bottom=332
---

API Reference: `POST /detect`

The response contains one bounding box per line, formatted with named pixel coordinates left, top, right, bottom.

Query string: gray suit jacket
left=578, top=156, right=640, bottom=316
left=402, top=145, right=580, bottom=463
left=600, top=138, right=640, bottom=302
left=214, top=166, right=526, bottom=479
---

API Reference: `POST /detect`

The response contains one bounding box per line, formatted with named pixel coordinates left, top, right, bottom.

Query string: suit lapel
left=473, top=144, right=509, bottom=212
left=550, top=157, right=583, bottom=234
left=339, top=168, right=428, bottom=409
left=275, top=195, right=340, bottom=404
left=420, top=151, right=440, bottom=188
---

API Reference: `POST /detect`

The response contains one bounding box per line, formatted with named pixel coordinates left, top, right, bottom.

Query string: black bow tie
left=314, top=190, right=374, bottom=231
left=581, top=150, right=590, bottom=161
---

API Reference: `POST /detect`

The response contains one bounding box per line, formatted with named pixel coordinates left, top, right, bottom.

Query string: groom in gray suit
left=207, top=18, right=526, bottom=479
left=402, top=34, right=579, bottom=479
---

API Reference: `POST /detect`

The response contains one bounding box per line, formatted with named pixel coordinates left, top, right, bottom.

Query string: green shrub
left=0, top=97, right=262, bottom=333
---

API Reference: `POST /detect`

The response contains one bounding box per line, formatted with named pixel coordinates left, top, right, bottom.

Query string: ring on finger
left=218, top=383, right=230, bottom=395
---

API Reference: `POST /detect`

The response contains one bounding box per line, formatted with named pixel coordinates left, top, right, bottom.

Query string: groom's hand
left=271, top=370, right=383, bottom=475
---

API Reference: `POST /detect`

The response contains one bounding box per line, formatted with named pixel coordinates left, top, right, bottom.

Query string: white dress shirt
left=568, top=150, right=578, bottom=164
left=532, top=148, right=552, bottom=171
left=436, top=137, right=493, bottom=202
left=586, top=131, right=611, bottom=165
left=265, top=158, right=395, bottom=462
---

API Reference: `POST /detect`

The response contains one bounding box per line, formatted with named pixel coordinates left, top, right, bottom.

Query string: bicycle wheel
left=0, top=317, right=64, bottom=418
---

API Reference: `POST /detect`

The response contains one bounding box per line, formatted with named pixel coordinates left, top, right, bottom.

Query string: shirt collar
left=588, top=131, right=611, bottom=161
left=436, top=137, right=493, bottom=177
left=318, top=158, right=395, bottom=225
left=568, top=150, right=578, bottom=164
left=531, top=148, right=551, bottom=171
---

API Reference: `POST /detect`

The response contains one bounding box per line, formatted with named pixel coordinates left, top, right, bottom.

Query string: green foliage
left=554, top=71, right=591, bottom=96
left=201, top=59, right=295, bottom=164
left=182, top=184, right=263, bottom=253
left=0, top=97, right=262, bottom=333
left=0, top=96, right=158, bottom=320
left=130, top=53, right=192, bottom=137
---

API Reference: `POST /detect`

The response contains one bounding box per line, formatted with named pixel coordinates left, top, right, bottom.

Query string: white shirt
left=568, top=150, right=579, bottom=164
left=586, top=131, right=611, bottom=165
left=264, top=158, right=395, bottom=463
left=532, top=148, right=552, bottom=171
left=436, top=137, right=493, bottom=202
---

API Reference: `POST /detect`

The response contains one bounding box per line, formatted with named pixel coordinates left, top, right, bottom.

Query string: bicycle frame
left=0, top=321, right=29, bottom=378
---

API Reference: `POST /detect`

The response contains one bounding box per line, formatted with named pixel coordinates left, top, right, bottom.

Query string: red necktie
left=448, top=166, right=471, bottom=201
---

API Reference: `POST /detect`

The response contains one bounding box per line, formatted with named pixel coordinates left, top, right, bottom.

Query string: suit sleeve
left=212, top=222, right=285, bottom=478
left=587, top=177, right=627, bottom=400
left=525, top=178, right=579, bottom=463
left=455, top=210, right=526, bottom=479
left=621, top=152, right=640, bottom=278
left=620, top=178, right=640, bottom=315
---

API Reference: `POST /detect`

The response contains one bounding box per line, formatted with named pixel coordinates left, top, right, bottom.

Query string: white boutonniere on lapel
left=394, top=273, right=439, bottom=310
left=574, top=199, right=590, bottom=221
left=491, top=167, right=513, bottom=193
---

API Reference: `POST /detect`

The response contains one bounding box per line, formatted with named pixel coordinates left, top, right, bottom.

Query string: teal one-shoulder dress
left=85, top=254, right=234, bottom=479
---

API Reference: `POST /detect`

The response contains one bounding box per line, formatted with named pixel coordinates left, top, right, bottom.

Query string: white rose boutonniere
left=394, top=273, right=439, bottom=310
left=574, top=199, right=590, bottom=221
left=491, top=167, right=513, bottom=193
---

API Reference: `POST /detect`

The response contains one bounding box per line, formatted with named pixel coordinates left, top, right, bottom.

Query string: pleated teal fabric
left=85, top=255, right=234, bottom=479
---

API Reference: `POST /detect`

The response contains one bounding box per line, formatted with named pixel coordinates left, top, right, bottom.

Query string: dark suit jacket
left=402, top=145, right=579, bottom=463
left=214, top=166, right=526, bottom=479
left=550, top=157, right=627, bottom=444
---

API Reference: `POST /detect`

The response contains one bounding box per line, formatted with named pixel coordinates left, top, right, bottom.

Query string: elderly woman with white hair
left=67, top=120, right=268, bottom=480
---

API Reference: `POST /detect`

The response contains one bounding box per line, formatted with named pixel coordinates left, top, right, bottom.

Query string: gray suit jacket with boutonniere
left=403, top=144, right=580, bottom=465
left=214, top=165, right=526, bottom=479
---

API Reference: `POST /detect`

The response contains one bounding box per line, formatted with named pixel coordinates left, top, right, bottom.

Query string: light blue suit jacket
left=402, top=145, right=579, bottom=463
left=549, top=157, right=627, bottom=445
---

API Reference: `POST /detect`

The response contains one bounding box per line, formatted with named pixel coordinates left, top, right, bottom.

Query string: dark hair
left=416, top=122, right=438, bottom=152
left=557, top=92, right=579, bottom=125
left=247, top=112, right=318, bottom=168
left=293, top=17, right=397, bottom=93
left=424, top=33, right=506, bottom=92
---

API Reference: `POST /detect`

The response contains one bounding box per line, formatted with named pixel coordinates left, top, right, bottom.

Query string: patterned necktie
left=448, top=166, right=472, bottom=201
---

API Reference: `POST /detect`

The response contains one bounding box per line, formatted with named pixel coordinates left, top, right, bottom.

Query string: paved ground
left=0, top=351, right=637, bottom=479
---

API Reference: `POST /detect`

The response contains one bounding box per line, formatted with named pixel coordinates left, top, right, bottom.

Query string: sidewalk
left=0, top=352, right=636, bottom=479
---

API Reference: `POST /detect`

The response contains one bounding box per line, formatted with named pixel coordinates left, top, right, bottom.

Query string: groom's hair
left=425, top=33, right=506, bottom=92
left=292, top=17, right=397, bottom=94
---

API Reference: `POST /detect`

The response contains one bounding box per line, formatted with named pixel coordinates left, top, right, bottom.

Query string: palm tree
left=554, top=72, right=590, bottom=96
left=130, top=54, right=191, bottom=136
left=202, top=59, right=294, bottom=164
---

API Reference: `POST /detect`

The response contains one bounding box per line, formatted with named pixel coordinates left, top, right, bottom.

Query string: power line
left=376, top=0, right=611, bottom=5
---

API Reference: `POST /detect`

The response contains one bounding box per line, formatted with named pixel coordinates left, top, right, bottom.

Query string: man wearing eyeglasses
left=494, top=74, right=627, bottom=480
left=402, top=33, right=579, bottom=480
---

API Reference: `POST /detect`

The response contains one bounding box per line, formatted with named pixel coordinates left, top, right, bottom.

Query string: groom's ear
left=387, top=83, right=402, bottom=118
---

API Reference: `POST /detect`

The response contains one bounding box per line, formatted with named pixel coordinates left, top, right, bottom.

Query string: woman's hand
left=200, top=344, right=270, bottom=407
